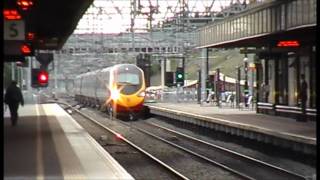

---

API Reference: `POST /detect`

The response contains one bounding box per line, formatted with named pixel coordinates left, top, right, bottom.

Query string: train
left=74, top=64, right=146, bottom=120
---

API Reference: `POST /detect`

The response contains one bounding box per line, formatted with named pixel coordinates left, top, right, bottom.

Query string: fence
left=145, top=87, right=254, bottom=109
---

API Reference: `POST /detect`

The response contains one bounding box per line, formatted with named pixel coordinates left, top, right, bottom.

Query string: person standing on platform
left=4, top=81, right=24, bottom=126
left=298, top=74, right=308, bottom=122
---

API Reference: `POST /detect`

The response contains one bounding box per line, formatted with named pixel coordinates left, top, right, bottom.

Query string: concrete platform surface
left=4, top=104, right=134, bottom=180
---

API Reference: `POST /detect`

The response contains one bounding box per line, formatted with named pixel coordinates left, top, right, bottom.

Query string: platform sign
left=4, top=20, right=25, bottom=40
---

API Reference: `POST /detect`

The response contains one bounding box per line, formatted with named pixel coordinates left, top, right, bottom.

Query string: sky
left=74, top=0, right=243, bottom=34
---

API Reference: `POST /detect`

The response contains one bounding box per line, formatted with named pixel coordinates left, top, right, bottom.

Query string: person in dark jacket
left=4, top=81, right=24, bottom=126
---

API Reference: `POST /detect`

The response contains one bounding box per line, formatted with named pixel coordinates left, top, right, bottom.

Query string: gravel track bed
left=78, top=107, right=243, bottom=180
left=146, top=116, right=316, bottom=178
left=71, top=112, right=181, bottom=180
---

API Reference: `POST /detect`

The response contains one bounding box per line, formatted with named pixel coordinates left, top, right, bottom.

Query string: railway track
left=55, top=100, right=309, bottom=180
left=57, top=102, right=188, bottom=180
left=128, top=120, right=307, bottom=180
left=56, top=101, right=244, bottom=179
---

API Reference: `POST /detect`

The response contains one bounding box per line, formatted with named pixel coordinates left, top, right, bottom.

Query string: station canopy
left=4, top=0, right=93, bottom=50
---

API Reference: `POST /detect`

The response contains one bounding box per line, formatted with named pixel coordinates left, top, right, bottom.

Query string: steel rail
left=143, top=121, right=307, bottom=180
left=120, top=121, right=254, bottom=180
left=51, top=101, right=190, bottom=180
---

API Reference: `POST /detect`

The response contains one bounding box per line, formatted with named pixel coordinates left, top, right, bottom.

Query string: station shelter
left=196, top=0, right=317, bottom=120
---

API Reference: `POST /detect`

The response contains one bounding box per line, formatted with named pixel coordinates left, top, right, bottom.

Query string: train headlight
left=138, top=91, right=145, bottom=97
left=111, top=89, right=120, bottom=100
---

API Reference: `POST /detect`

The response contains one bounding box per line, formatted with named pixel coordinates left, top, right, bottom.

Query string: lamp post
left=236, top=66, right=241, bottom=109
left=215, top=67, right=220, bottom=107
left=249, top=62, right=256, bottom=109
left=243, top=55, right=249, bottom=107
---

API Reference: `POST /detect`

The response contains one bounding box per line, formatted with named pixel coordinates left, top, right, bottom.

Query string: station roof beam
left=4, top=0, right=94, bottom=50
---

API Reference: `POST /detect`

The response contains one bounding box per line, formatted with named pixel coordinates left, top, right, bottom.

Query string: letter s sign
left=4, top=20, right=25, bottom=40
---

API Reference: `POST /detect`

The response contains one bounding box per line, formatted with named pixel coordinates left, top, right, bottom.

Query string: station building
left=197, top=0, right=316, bottom=120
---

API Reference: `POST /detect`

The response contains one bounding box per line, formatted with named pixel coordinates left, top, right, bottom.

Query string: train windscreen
left=115, top=66, right=143, bottom=95
left=116, top=73, right=140, bottom=85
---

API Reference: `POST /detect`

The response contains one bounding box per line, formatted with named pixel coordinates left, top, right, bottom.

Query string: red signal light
left=17, top=0, right=34, bottom=10
left=20, top=44, right=32, bottom=55
left=27, top=32, right=35, bottom=41
left=38, top=71, right=49, bottom=85
left=277, top=40, right=300, bottom=47
left=3, top=9, right=22, bottom=20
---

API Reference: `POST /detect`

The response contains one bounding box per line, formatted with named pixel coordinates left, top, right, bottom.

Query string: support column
left=216, top=68, right=220, bottom=107
left=161, top=57, right=166, bottom=89
left=19, top=67, right=23, bottom=88
left=11, top=62, right=15, bottom=81
left=264, top=58, right=269, bottom=102
left=166, top=58, right=171, bottom=72
left=201, top=48, right=207, bottom=104
left=54, top=57, right=58, bottom=89
left=27, top=57, right=32, bottom=91
left=182, top=57, right=185, bottom=85
left=236, top=66, right=241, bottom=108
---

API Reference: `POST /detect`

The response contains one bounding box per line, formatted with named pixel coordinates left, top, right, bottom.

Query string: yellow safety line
left=35, top=104, right=44, bottom=180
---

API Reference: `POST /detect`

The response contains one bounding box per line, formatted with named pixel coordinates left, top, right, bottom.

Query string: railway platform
left=145, top=102, right=316, bottom=156
left=4, top=103, right=134, bottom=180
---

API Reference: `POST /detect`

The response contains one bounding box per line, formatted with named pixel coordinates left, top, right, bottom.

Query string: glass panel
left=222, top=23, right=225, bottom=41
left=242, top=16, right=246, bottom=37
left=234, top=19, right=237, bottom=39
left=299, top=52, right=310, bottom=108
left=311, top=0, right=316, bottom=23
left=281, top=4, right=286, bottom=30
left=219, top=23, right=222, bottom=41
left=217, top=25, right=220, bottom=42
left=287, top=2, right=292, bottom=28
left=276, top=6, right=281, bottom=31
left=268, top=60, right=275, bottom=103
left=248, top=15, right=251, bottom=36
left=257, top=11, right=260, bottom=33
left=226, top=21, right=230, bottom=40
left=278, top=56, right=288, bottom=105
left=251, top=14, right=254, bottom=35
left=292, top=0, right=297, bottom=26
left=239, top=17, right=241, bottom=37
left=232, top=19, right=236, bottom=38
left=310, top=46, right=316, bottom=108
left=230, top=19, right=234, bottom=39
left=259, top=10, right=263, bottom=33
left=222, top=23, right=224, bottom=41
left=297, top=0, right=302, bottom=25
left=238, top=18, right=241, bottom=38
left=206, top=27, right=209, bottom=44
left=263, top=9, right=267, bottom=33
left=214, top=26, right=217, bottom=43
left=270, top=7, right=274, bottom=32
left=226, top=22, right=229, bottom=41
left=209, top=28, right=212, bottom=43
left=261, top=10, right=264, bottom=33
left=287, top=55, right=297, bottom=106
left=243, top=16, right=245, bottom=37
left=215, top=25, right=218, bottom=42
left=220, top=23, right=223, bottom=41
left=259, top=12, right=262, bottom=34
left=303, top=0, right=309, bottom=23
left=116, top=73, right=140, bottom=85
left=244, top=16, right=248, bottom=37
left=255, top=12, right=259, bottom=34
left=267, top=8, right=271, bottom=32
